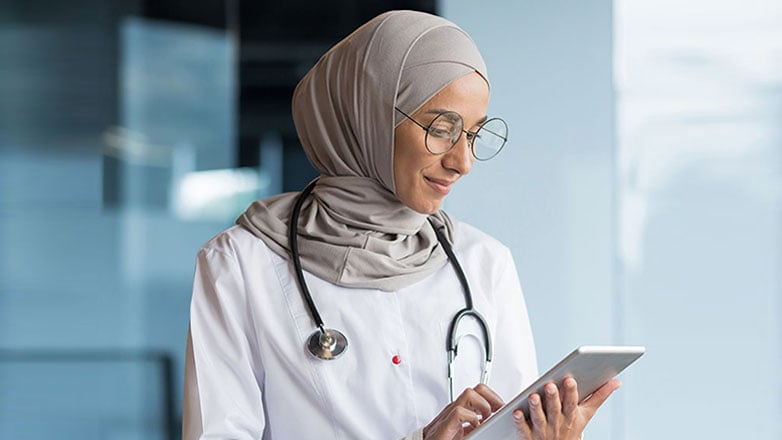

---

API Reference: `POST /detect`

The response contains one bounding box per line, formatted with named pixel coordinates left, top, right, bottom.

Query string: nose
left=442, top=132, right=475, bottom=175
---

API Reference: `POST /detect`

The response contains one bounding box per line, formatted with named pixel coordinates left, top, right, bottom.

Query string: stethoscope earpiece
left=307, top=328, right=348, bottom=360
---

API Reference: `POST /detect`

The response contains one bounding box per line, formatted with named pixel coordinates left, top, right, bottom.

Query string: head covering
left=237, top=10, right=488, bottom=291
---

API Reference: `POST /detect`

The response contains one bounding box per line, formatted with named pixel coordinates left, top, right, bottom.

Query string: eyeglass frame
left=394, top=107, right=508, bottom=161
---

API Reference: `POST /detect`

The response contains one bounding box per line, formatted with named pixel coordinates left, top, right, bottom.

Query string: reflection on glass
left=616, top=1, right=781, bottom=439
left=0, top=12, right=241, bottom=439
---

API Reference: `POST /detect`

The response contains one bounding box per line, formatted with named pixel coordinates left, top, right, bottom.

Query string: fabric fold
left=237, top=177, right=455, bottom=291
left=236, top=10, right=485, bottom=291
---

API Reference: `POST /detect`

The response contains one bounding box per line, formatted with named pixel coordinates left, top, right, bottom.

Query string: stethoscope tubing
left=289, top=179, right=493, bottom=400
left=288, top=180, right=326, bottom=333
left=428, top=218, right=493, bottom=363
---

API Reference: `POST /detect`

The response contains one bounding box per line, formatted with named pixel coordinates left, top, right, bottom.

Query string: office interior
left=0, top=0, right=780, bottom=438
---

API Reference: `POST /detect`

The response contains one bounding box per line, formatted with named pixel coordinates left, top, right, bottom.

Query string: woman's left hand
left=512, top=377, right=621, bottom=440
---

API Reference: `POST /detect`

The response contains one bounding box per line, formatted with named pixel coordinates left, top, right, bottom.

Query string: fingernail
left=546, top=385, right=556, bottom=396
left=513, top=410, right=522, bottom=420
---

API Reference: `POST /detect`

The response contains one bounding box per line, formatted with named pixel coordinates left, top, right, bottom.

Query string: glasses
left=395, top=107, right=508, bottom=161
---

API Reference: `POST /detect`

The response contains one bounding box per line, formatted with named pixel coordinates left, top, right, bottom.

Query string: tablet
left=465, top=345, right=645, bottom=440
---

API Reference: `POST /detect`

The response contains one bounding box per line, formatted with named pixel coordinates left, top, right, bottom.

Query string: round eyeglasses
left=395, top=107, right=508, bottom=161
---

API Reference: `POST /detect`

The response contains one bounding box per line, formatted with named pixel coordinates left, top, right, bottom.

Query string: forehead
left=414, top=73, right=489, bottom=123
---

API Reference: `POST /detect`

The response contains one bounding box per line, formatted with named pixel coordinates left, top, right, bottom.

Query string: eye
left=428, top=125, right=456, bottom=139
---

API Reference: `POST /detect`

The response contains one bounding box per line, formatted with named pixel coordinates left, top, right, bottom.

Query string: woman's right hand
left=423, top=384, right=505, bottom=440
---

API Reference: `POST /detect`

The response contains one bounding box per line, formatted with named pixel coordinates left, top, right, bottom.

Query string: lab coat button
left=392, top=355, right=401, bottom=365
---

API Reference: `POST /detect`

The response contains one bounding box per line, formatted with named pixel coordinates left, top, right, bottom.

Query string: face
left=393, top=72, right=490, bottom=214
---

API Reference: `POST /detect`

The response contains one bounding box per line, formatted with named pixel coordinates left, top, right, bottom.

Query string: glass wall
left=0, top=2, right=239, bottom=438
left=614, top=1, right=781, bottom=438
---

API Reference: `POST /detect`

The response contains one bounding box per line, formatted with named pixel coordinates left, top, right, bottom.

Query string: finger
left=431, top=406, right=478, bottom=440
left=528, top=393, right=546, bottom=436
left=561, top=377, right=579, bottom=417
left=448, top=406, right=482, bottom=433
left=453, top=387, right=493, bottom=420
left=513, top=409, right=533, bottom=440
left=543, top=382, right=562, bottom=428
left=473, top=383, right=506, bottom=411
left=543, top=383, right=562, bottom=434
left=581, top=379, right=622, bottom=413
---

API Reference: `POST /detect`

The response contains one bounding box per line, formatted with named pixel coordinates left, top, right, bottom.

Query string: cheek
left=393, top=144, right=414, bottom=200
left=393, top=129, right=418, bottom=191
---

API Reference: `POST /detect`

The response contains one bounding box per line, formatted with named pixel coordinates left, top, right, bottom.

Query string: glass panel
left=615, top=1, right=782, bottom=438
left=0, top=3, right=237, bottom=438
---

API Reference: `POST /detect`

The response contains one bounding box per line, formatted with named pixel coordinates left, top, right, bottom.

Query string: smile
left=425, top=177, right=454, bottom=195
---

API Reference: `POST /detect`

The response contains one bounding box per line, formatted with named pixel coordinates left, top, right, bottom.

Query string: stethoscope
left=289, top=180, right=493, bottom=401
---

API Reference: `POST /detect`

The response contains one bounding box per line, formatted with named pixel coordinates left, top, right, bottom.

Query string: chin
left=408, top=198, right=444, bottom=215
left=397, top=188, right=446, bottom=214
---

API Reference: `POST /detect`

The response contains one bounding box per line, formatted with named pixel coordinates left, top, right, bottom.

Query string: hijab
left=236, top=10, right=488, bottom=291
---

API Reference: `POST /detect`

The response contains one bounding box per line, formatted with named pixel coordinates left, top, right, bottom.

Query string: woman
left=183, top=10, right=619, bottom=440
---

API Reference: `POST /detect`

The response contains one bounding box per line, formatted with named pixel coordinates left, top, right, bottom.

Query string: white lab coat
left=183, top=220, right=538, bottom=440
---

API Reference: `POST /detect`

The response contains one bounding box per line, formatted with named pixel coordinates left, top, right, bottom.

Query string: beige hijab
left=237, top=10, right=488, bottom=291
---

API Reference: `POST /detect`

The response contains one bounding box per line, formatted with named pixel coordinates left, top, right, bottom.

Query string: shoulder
left=451, top=218, right=512, bottom=260
left=199, top=225, right=265, bottom=259
left=193, top=225, right=284, bottom=290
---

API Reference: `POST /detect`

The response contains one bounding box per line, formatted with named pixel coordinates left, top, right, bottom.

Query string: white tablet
left=465, top=345, right=645, bottom=440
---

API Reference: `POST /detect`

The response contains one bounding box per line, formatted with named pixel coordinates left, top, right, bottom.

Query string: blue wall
left=442, top=1, right=618, bottom=437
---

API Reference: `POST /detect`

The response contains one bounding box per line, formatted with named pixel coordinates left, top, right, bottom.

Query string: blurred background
left=0, top=0, right=779, bottom=438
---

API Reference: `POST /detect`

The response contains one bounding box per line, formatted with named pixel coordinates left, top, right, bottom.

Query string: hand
left=423, top=384, right=505, bottom=440
left=512, top=377, right=621, bottom=440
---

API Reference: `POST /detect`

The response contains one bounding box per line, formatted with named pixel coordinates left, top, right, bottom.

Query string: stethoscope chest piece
left=307, top=328, right=348, bottom=360
left=290, top=181, right=490, bottom=387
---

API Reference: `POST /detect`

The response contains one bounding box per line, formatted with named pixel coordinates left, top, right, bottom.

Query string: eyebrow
left=424, top=108, right=488, bottom=127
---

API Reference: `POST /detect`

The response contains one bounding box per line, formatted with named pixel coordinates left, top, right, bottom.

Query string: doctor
left=183, top=10, right=619, bottom=440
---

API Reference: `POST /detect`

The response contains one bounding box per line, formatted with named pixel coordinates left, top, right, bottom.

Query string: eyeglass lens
left=424, top=112, right=507, bottom=161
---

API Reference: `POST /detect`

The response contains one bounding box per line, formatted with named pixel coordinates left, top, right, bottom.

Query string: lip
left=425, top=176, right=455, bottom=195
